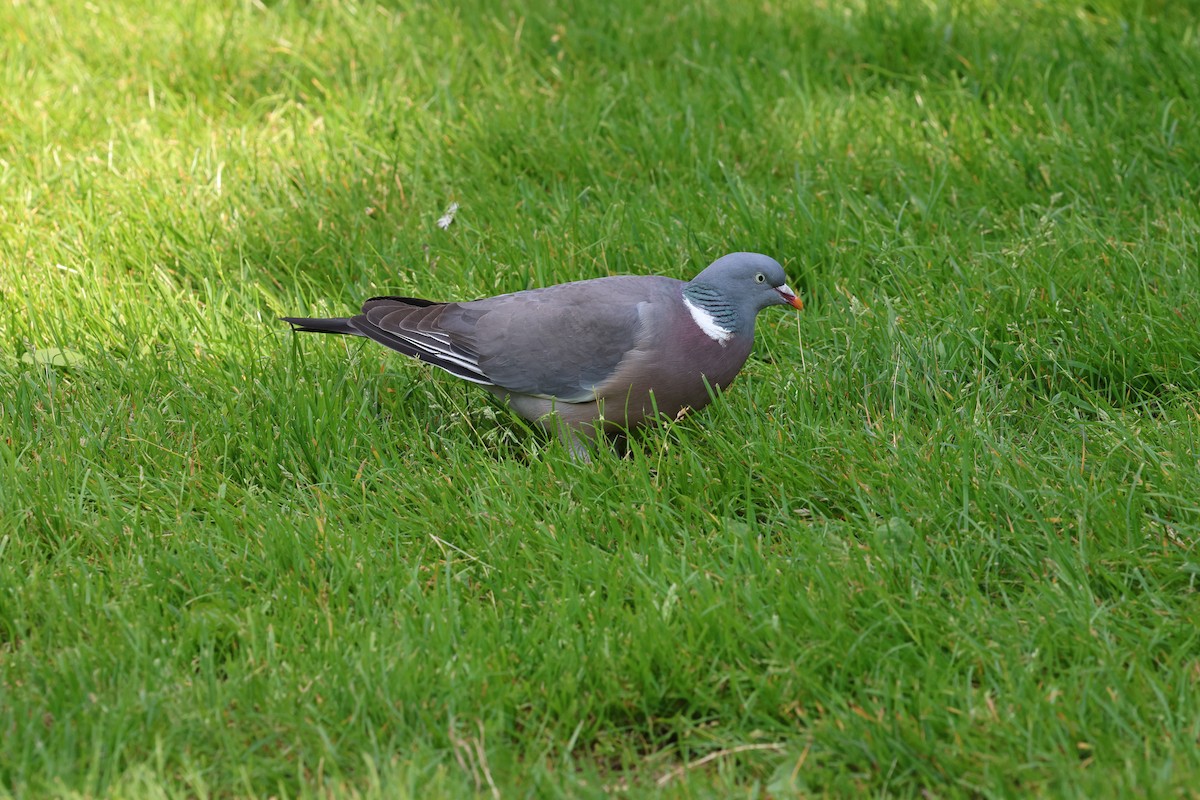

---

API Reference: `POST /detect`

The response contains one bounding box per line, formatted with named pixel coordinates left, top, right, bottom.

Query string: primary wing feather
left=352, top=300, right=492, bottom=385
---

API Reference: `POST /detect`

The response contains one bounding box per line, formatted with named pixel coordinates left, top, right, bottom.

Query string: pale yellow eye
left=755, top=273, right=766, bottom=283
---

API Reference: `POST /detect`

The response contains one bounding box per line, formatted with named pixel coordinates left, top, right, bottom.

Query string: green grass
left=2, top=0, right=1200, bottom=796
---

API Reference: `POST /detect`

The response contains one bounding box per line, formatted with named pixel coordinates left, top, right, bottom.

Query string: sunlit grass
left=2, top=0, right=1199, bottom=796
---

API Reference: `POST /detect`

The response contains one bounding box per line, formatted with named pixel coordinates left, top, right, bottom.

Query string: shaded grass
left=2, top=0, right=1200, bottom=796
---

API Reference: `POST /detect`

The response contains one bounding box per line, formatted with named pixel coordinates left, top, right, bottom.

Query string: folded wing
left=349, top=276, right=673, bottom=402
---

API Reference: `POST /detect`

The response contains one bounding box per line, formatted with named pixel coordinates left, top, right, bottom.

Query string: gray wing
left=359, top=276, right=681, bottom=402
left=355, top=298, right=492, bottom=385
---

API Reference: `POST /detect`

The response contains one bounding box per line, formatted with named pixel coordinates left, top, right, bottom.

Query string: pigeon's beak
left=777, top=285, right=804, bottom=310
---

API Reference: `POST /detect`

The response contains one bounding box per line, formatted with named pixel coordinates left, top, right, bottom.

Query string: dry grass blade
left=655, top=743, right=787, bottom=787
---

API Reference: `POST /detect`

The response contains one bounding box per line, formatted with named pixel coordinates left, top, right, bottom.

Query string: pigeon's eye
left=755, top=273, right=766, bottom=283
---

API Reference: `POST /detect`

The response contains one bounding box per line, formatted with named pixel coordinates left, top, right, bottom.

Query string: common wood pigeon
left=282, top=252, right=803, bottom=458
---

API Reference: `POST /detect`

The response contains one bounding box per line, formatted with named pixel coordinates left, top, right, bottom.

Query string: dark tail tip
left=280, top=316, right=359, bottom=335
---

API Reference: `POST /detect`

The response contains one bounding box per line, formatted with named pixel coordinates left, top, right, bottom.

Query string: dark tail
left=280, top=316, right=361, bottom=336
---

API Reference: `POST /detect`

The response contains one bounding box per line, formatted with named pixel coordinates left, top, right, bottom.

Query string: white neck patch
left=683, top=296, right=733, bottom=346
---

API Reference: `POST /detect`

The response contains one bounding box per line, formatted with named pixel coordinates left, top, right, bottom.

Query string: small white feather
left=436, top=201, right=459, bottom=229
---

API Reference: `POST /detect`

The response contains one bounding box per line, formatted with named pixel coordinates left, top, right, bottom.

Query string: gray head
left=683, top=252, right=803, bottom=335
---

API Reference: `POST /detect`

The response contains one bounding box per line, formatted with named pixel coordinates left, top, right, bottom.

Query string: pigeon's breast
left=671, top=311, right=754, bottom=391
left=592, top=298, right=753, bottom=427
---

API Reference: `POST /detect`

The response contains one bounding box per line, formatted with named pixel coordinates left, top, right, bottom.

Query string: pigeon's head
left=692, top=252, right=803, bottom=312
left=687, top=253, right=803, bottom=334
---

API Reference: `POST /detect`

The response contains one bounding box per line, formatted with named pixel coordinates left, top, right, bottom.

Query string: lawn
left=2, top=0, right=1199, bottom=796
